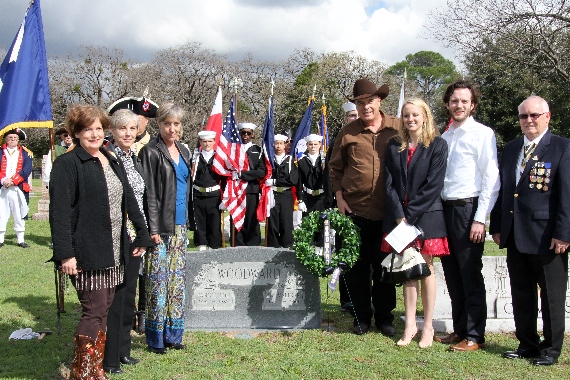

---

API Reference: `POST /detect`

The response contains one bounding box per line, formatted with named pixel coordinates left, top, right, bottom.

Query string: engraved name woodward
left=191, top=262, right=306, bottom=311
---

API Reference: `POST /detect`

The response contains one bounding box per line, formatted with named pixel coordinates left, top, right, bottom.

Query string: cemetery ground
left=0, top=181, right=568, bottom=379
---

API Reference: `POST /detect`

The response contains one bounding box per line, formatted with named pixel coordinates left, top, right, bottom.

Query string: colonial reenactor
left=0, top=128, right=32, bottom=248
left=265, top=134, right=299, bottom=248
left=297, top=134, right=325, bottom=215
left=193, top=130, right=224, bottom=250
left=108, top=95, right=159, bottom=154
left=234, top=122, right=266, bottom=246
left=43, top=125, right=74, bottom=186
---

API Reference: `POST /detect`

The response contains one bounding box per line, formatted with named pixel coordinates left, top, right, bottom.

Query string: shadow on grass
left=0, top=295, right=79, bottom=379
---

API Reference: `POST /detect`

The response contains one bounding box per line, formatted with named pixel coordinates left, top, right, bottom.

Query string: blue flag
left=223, top=95, right=241, bottom=143
left=291, top=99, right=314, bottom=160
left=0, top=0, right=53, bottom=136
left=262, top=97, right=275, bottom=169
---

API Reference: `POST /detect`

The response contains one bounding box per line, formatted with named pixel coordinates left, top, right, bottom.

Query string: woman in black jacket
left=49, top=104, right=152, bottom=380
left=139, top=103, right=192, bottom=354
left=383, top=98, right=449, bottom=349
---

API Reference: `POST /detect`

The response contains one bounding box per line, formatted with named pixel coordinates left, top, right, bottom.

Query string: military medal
left=532, top=156, right=538, bottom=160
left=529, top=183, right=535, bottom=188
left=545, top=178, right=550, bottom=183
left=543, top=185, right=549, bottom=191
left=537, top=183, right=543, bottom=189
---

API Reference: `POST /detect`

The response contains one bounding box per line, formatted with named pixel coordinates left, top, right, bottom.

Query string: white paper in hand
left=384, top=222, right=422, bottom=253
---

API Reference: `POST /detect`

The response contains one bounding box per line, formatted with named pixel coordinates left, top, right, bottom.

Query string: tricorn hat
left=107, top=96, right=159, bottom=118
left=3, top=128, right=26, bottom=141
left=348, top=78, right=389, bottom=101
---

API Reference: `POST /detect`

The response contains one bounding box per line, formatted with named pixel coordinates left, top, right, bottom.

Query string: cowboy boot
left=70, top=334, right=95, bottom=380
left=90, top=330, right=109, bottom=380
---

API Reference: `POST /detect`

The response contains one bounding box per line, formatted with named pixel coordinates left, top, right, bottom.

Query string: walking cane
left=221, top=211, right=226, bottom=248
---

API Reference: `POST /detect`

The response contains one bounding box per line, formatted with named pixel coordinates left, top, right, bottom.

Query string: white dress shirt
left=275, top=153, right=286, bottom=165
left=200, top=149, right=214, bottom=162
left=441, top=116, right=500, bottom=224
left=516, top=128, right=548, bottom=184
left=1, top=148, right=18, bottom=183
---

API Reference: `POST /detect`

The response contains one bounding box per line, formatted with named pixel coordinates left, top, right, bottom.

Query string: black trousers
left=344, top=215, right=396, bottom=327
left=440, top=201, right=487, bottom=343
left=193, top=193, right=222, bottom=249
left=267, top=191, right=294, bottom=248
left=233, top=193, right=261, bottom=246
left=104, top=253, right=141, bottom=367
left=506, top=230, right=568, bottom=358
left=302, top=193, right=325, bottom=214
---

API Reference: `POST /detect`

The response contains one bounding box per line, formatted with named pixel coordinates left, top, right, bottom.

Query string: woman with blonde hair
left=382, top=98, right=449, bottom=348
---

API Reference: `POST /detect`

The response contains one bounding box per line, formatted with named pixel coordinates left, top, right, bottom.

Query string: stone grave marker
left=185, top=247, right=322, bottom=330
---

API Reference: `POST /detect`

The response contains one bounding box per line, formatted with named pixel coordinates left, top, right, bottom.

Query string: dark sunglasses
left=518, top=112, right=546, bottom=120
left=239, top=131, right=253, bottom=136
left=62, top=133, right=70, bottom=137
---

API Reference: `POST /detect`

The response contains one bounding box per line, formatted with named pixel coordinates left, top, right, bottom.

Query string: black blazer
left=489, top=130, right=570, bottom=254
left=383, top=136, right=448, bottom=239
left=49, top=145, right=152, bottom=270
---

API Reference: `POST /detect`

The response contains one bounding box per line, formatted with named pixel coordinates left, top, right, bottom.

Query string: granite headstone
left=185, top=247, right=322, bottom=330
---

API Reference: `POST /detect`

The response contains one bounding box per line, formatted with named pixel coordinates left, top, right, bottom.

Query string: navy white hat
left=274, top=134, right=288, bottom=142
left=342, top=102, right=357, bottom=113
left=304, top=134, right=322, bottom=143
left=237, top=122, right=257, bottom=131
left=198, top=130, right=216, bottom=140
left=108, top=96, right=159, bottom=118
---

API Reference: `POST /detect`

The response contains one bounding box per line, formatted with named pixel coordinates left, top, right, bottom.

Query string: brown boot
left=70, top=334, right=95, bottom=380
left=91, top=330, right=109, bottom=380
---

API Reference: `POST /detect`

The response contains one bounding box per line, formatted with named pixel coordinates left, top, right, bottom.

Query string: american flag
left=257, top=96, right=275, bottom=222
left=212, top=94, right=249, bottom=230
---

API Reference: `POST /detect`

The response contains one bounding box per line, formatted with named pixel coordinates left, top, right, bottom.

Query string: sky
left=0, top=0, right=456, bottom=67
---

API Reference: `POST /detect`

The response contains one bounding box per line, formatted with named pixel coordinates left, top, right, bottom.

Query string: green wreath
left=293, top=208, right=361, bottom=277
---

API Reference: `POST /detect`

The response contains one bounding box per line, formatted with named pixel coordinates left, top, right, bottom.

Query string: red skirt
left=381, top=233, right=450, bottom=257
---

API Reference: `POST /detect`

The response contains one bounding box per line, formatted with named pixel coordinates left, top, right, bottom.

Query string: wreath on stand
left=293, top=209, right=361, bottom=277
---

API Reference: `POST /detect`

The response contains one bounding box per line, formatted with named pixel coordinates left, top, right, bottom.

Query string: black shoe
left=165, top=343, right=186, bottom=350
left=340, top=302, right=353, bottom=313
left=17, top=242, right=29, bottom=248
left=352, top=323, right=370, bottom=335
left=532, top=355, right=558, bottom=366
left=503, top=349, right=539, bottom=359
left=0, top=243, right=4, bottom=248
left=378, top=324, right=396, bottom=337
left=104, top=366, right=122, bottom=374
left=148, top=346, right=167, bottom=354
left=120, top=356, right=140, bottom=365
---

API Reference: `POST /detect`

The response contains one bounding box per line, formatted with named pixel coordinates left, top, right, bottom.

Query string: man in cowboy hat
left=329, top=78, right=399, bottom=335
left=108, top=95, right=159, bottom=154
left=0, top=128, right=32, bottom=248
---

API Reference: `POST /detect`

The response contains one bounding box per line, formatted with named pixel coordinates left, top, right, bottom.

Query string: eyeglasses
left=62, top=133, right=70, bottom=138
left=518, top=112, right=547, bottom=120
left=239, top=131, right=253, bottom=136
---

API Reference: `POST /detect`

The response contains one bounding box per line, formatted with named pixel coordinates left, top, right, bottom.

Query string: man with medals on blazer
left=265, top=134, right=298, bottom=248
left=192, top=130, right=225, bottom=250
left=297, top=134, right=325, bottom=216
left=234, top=122, right=266, bottom=246
left=490, top=95, right=570, bottom=366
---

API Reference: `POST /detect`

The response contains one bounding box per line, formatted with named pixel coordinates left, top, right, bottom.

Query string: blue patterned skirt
left=145, top=225, right=187, bottom=348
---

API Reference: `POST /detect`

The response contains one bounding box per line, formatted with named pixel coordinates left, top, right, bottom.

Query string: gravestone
left=427, top=256, right=570, bottom=332
left=32, top=154, right=50, bottom=221
left=185, top=247, right=322, bottom=330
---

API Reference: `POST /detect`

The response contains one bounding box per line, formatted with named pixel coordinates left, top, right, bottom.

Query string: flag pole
left=229, top=77, right=243, bottom=247
left=264, top=79, right=276, bottom=247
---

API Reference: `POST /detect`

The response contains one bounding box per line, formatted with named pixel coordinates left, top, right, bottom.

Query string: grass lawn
left=0, top=181, right=567, bottom=379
